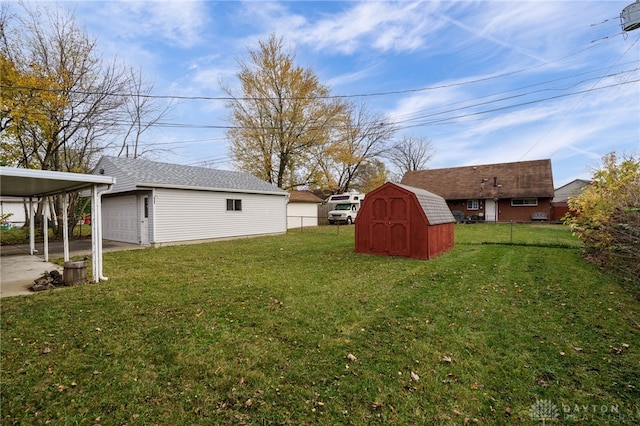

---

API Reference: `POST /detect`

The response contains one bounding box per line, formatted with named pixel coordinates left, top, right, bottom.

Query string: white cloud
left=78, top=0, right=209, bottom=48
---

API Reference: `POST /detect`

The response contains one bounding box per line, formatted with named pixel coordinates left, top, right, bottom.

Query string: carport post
left=91, top=184, right=108, bottom=283
left=43, top=198, right=49, bottom=262
left=62, top=192, right=69, bottom=262
left=29, top=197, right=35, bottom=255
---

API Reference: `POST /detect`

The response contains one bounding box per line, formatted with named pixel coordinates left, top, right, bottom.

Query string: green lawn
left=1, top=224, right=638, bottom=425
left=0, top=224, right=92, bottom=245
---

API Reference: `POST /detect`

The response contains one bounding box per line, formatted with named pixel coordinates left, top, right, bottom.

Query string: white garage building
left=93, top=156, right=288, bottom=247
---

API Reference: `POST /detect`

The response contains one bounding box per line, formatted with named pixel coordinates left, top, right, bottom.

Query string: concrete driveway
left=1, top=239, right=142, bottom=298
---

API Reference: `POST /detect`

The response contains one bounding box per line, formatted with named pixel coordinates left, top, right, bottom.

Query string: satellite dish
left=621, top=0, right=640, bottom=32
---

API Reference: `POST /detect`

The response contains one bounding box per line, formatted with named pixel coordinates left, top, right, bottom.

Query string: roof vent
left=621, top=1, right=640, bottom=32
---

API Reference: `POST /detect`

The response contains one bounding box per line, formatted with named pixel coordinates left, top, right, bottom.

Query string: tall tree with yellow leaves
left=223, top=34, right=348, bottom=190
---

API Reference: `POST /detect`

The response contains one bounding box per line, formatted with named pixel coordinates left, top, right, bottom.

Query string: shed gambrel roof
left=394, top=183, right=455, bottom=225
left=401, top=159, right=554, bottom=200
left=94, top=156, right=287, bottom=195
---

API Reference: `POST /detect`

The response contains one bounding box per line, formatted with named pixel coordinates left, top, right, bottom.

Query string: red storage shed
left=355, top=182, right=455, bottom=260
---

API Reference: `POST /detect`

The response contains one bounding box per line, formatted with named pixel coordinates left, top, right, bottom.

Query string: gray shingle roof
left=395, top=183, right=455, bottom=225
left=98, top=156, right=287, bottom=195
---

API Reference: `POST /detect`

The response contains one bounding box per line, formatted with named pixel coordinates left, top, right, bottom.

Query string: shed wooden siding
left=356, top=182, right=454, bottom=260
left=152, top=188, right=287, bottom=245
left=102, top=195, right=139, bottom=244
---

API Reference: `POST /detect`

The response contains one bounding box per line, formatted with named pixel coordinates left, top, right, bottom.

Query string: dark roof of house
left=401, top=159, right=554, bottom=200
left=288, top=190, right=324, bottom=203
left=95, top=156, right=287, bottom=195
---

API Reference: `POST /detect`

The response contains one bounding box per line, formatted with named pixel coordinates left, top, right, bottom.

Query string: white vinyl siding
left=287, top=202, right=319, bottom=229
left=93, top=159, right=138, bottom=193
left=102, top=195, right=139, bottom=243
left=152, top=188, right=287, bottom=244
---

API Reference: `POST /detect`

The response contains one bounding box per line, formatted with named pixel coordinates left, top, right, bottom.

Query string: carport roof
left=0, top=167, right=115, bottom=197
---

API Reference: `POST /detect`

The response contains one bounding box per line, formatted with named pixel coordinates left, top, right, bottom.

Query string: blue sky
left=63, top=1, right=640, bottom=187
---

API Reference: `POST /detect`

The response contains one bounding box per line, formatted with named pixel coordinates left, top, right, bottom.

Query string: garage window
left=226, top=199, right=242, bottom=211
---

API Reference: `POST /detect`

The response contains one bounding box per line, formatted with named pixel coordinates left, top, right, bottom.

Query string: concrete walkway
left=0, top=239, right=142, bottom=298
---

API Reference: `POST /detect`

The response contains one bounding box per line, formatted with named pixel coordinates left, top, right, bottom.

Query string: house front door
left=485, top=199, right=497, bottom=222
left=140, top=195, right=149, bottom=245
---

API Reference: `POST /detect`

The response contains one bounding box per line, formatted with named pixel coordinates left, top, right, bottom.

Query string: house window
left=467, top=199, right=479, bottom=210
left=511, top=198, right=538, bottom=206
left=226, top=199, right=242, bottom=211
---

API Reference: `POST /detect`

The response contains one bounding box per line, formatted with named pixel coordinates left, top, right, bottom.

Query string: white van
left=327, top=192, right=365, bottom=225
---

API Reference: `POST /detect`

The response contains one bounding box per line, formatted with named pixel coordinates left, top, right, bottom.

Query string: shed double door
left=370, top=195, right=410, bottom=256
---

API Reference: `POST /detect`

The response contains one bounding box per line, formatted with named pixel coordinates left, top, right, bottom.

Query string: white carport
left=0, top=167, right=115, bottom=282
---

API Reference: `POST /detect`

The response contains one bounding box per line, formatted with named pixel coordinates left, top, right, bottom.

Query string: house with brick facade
left=550, top=179, right=591, bottom=221
left=401, top=159, right=555, bottom=223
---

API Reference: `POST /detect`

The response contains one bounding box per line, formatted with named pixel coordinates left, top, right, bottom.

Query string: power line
left=393, top=78, right=640, bottom=130
left=107, top=69, right=640, bottom=131
left=0, top=30, right=633, bottom=104
left=389, top=66, right=640, bottom=125
left=519, top=36, right=640, bottom=160
left=5, top=65, right=637, bottom=135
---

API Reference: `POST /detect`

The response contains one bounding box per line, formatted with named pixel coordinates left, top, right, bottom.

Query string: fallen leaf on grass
left=573, top=347, right=583, bottom=352
left=442, top=373, right=460, bottom=384
left=41, top=347, right=51, bottom=355
left=442, top=356, right=453, bottom=363
left=346, top=353, right=357, bottom=362
left=410, top=371, right=420, bottom=382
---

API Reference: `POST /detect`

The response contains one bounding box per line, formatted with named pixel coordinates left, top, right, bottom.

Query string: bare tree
left=1, top=3, right=128, bottom=235
left=386, top=135, right=435, bottom=179
left=350, top=158, right=388, bottom=193
left=118, top=67, right=175, bottom=159
left=320, top=101, right=396, bottom=193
